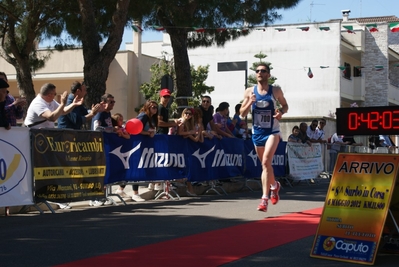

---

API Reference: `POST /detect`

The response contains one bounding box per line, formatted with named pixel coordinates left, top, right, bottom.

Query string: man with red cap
left=157, top=88, right=182, bottom=134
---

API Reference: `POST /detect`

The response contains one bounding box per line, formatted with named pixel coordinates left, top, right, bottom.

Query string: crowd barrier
left=1, top=128, right=289, bottom=209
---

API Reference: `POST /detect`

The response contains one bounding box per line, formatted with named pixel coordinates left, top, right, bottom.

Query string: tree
left=0, top=0, right=68, bottom=104
left=62, top=0, right=131, bottom=105
left=247, top=51, right=277, bottom=87
left=139, top=54, right=214, bottom=117
left=138, top=0, right=300, bottom=108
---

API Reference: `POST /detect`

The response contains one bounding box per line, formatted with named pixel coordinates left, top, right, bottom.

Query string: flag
left=152, top=25, right=165, bottom=31
left=193, top=27, right=205, bottom=33
left=389, top=22, right=399, bottom=32
left=366, top=24, right=378, bottom=32
left=297, top=27, right=309, bottom=31
left=375, top=65, right=384, bottom=71
left=308, top=67, right=313, bottom=78
left=320, top=66, right=329, bottom=69
left=343, top=25, right=355, bottom=33
left=355, top=66, right=364, bottom=69
left=275, top=28, right=286, bottom=32
left=319, top=27, right=330, bottom=31
left=338, top=66, right=346, bottom=70
left=132, top=25, right=143, bottom=33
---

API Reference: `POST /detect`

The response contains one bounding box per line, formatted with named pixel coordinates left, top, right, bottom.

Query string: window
left=343, top=62, right=351, bottom=79
left=353, top=66, right=362, bottom=77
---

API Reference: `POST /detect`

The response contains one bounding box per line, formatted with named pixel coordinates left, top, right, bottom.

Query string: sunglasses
left=108, top=100, right=116, bottom=104
left=202, top=100, right=210, bottom=103
left=319, top=121, right=325, bottom=125
left=312, top=124, right=317, bottom=127
left=255, top=69, right=268, bottom=74
left=163, top=95, right=170, bottom=98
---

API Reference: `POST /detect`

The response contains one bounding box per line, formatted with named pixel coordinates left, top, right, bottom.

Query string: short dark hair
left=40, top=83, right=56, bottom=96
left=257, top=63, right=270, bottom=73
left=101, top=93, right=114, bottom=102
left=218, top=102, right=229, bottom=111
left=235, top=104, right=241, bottom=113
left=71, top=81, right=82, bottom=94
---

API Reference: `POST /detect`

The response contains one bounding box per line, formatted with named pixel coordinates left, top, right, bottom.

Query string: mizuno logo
left=248, top=150, right=258, bottom=166
left=110, top=142, right=141, bottom=169
left=192, top=146, right=215, bottom=168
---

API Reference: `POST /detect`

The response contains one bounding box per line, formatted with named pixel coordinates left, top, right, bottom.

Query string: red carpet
left=56, top=207, right=322, bottom=267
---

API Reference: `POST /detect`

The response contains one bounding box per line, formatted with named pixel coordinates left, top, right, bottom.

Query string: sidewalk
left=2, top=178, right=266, bottom=214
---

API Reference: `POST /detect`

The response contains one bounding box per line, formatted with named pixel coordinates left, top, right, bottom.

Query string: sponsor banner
left=187, top=138, right=244, bottom=181
left=0, top=127, right=33, bottom=207
left=31, top=129, right=106, bottom=201
left=310, top=154, right=399, bottom=265
left=243, top=140, right=286, bottom=178
left=287, top=143, right=323, bottom=180
left=104, top=133, right=188, bottom=183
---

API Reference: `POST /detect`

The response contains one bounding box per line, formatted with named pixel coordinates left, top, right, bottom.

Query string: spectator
left=24, top=83, right=83, bottom=128
left=111, top=113, right=132, bottom=198
left=137, top=100, right=158, bottom=138
left=237, top=121, right=249, bottom=139
left=58, top=81, right=103, bottom=129
left=91, top=93, right=115, bottom=131
left=233, top=104, right=243, bottom=136
left=177, top=108, right=197, bottom=196
left=329, top=133, right=351, bottom=173
left=0, top=72, right=26, bottom=126
left=112, top=113, right=130, bottom=140
left=177, top=108, right=199, bottom=142
left=306, top=119, right=321, bottom=142
left=193, top=107, right=204, bottom=143
left=288, top=125, right=301, bottom=143
left=0, top=78, right=10, bottom=130
left=137, top=100, right=161, bottom=193
left=298, top=122, right=312, bottom=146
left=157, top=88, right=181, bottom=134
left=213, top=102, right=234, bottom=138
left=199, top=95, right=216, bottom=133
left=313, top=118, right=327, bottom=143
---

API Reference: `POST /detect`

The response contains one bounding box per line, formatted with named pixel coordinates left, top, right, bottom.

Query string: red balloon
left=125, top=119, right=143, bottom=135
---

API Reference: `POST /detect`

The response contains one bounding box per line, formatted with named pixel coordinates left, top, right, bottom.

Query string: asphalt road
left=1, top=178, right=398, bottom=267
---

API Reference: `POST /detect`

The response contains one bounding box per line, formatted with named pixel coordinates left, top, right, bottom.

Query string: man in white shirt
left=24, top=83, right=83, bottom=128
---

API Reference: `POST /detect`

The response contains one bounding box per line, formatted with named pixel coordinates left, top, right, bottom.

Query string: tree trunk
left=78, top=0, right=130, bottom=107
left=169, top=31, right=193, bottom=114
left=15, top=62, right=35, bottom=104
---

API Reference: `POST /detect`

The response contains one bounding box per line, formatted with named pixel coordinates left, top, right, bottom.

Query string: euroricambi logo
left=0, top=140, right=28, bottom=195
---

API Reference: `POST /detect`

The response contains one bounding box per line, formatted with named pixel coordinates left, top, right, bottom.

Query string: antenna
left=309, top=1, right=325, bottom=22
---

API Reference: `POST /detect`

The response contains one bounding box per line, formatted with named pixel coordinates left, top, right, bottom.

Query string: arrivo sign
left=336, top=106, right=399, bottom=135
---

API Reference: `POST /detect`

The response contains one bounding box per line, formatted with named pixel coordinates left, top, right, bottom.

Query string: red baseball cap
left=160, top=88, right=171, bottom=97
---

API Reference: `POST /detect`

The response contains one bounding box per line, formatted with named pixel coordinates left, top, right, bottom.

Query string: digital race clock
left=336, top=106, right=399, bottom=135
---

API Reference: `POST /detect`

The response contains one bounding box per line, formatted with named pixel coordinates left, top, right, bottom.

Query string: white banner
left=0, top=127, right=34, bottom=207
left=287, top=143, right=323, bottom=180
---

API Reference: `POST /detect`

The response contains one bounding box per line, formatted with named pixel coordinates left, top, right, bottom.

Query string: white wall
left=160, top=22, right=342, bottom=117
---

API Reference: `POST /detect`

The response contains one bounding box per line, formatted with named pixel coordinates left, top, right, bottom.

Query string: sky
left=120, top=0, right=399, bottom=49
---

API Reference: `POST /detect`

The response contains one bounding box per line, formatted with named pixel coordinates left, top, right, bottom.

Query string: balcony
left=340, top=76, right=365, bottom=101
left=389, top=83, right=399, bottom=105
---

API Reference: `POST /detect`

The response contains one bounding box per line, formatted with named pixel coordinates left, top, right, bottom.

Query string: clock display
left=336, top=106, right=399, bottom=135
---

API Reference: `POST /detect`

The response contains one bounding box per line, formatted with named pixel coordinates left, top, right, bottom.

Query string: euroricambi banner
left=31, top=129, right=106, bottom=202
left=310, top=153, right=399, bottom=265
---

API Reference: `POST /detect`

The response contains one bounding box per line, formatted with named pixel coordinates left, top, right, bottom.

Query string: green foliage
left=247, top=51, right=277, bottom=87
left=139, top=55, right=214, bottom=116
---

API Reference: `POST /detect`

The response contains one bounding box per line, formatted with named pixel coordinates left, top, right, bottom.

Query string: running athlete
left=240, top=63, right=288, bottom=212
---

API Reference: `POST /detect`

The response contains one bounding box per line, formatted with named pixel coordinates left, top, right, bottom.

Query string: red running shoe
left=257, top=198, right=268, bottom=212
left=270, top=181, right=281, bottom=205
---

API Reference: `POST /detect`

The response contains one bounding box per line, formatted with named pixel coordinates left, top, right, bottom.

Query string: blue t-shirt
left=58, top=93, right=89, bottom=129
